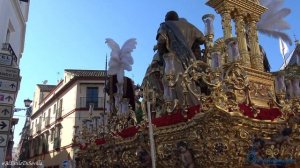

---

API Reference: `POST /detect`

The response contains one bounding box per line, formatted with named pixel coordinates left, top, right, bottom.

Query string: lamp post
left=14, top=99, right=32, bottom=116
left=17, top=98, right=32, bottom=163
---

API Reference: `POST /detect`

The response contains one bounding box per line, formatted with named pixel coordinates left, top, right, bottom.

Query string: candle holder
left=163, top=53, right=179, bottom=87
left=202, top=14, right=215, bottom=51
left=211, top=49, right=222, bottom=70
left=225, top=37, right=240, bottom=63
left=202, top=14, right=215, bottom=36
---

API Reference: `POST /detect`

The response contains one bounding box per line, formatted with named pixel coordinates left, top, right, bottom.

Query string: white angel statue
left=105, top=38, right=137, bottom=82
left=105, top=38, right=137, bottom=96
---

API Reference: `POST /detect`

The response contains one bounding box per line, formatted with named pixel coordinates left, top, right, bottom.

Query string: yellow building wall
left=28, top=77, right=105, bottom=166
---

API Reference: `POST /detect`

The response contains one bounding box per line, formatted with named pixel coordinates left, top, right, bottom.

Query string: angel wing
left=105, top=38, right=137, bottom=83
left=258, top=0, right=292, bottom=45
left=120, top=38, right=137, bottom=71
left=106, top=38, right=121, bottom=75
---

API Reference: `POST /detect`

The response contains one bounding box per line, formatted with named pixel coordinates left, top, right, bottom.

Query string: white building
left=27, top=69, right=106, bottom=167
left=0, top=0, right=29, bottom=67
left=0, top=0, right=29, bottom=166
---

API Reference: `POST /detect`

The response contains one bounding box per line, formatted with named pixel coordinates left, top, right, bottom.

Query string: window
left=47, top=109, right=50, bottom=124
left=86, top=87, right=98, bottom=108
left=55, top=126, right=61, bottom=138
left=45, top=133, right=49, bottom=143
left=42, top=134, right=48, bottom=153
left=43, top=113, right=46, bottom=121
left=37, top=136, right=41, bottom=154
left=53, top=104, right=56, bottom=114
left=53, top=126, right=62, bottom=149
left=58, top=99, right=63, bottom=113
left=50, top=129, right=55, bottom=141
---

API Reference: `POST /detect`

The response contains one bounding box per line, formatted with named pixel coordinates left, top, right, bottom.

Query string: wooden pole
left=147, top=102, right=156, bottom=168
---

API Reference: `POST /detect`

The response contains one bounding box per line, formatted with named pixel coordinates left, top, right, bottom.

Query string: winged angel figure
left=258, top=0, right=292, bottom=45
left=105, top=38, right=137, bottom=84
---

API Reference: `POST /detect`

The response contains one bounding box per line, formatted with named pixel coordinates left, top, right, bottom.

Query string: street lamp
left=13, top=99, right=33, bottom=118
left=24, top=99, right=32, bottom=108
left=14, top=99, right=32, bottom=112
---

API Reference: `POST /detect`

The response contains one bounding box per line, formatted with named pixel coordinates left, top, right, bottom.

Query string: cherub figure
left=176, top=141, right=195, bottom=168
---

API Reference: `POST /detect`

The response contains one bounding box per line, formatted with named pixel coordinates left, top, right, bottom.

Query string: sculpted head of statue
left=165, top=11, right=179, bottom=21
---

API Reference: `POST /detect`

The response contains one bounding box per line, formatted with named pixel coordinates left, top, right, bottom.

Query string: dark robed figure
left=143, top=11, right=206, bottom=116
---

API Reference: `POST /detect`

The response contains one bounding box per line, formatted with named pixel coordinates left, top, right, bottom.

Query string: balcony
left=36, top=123, right=42, bottom=133
left=45, top=117, right=50, bottom=127
left=55, top=108, right=63, bottom=120
left=42, top=142, right=49, bottom=154
left=53, top=137, right=61, bottom=150
left=79, top=97, right=104, bottom=109
left=33, top=140, right=40, bottom=156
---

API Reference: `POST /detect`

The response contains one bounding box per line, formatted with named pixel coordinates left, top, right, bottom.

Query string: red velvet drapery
left=80, top=104, right=282, bottom=148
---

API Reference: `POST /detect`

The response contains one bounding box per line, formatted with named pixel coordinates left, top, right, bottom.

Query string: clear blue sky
left=13, top=0, right=300, bottom=147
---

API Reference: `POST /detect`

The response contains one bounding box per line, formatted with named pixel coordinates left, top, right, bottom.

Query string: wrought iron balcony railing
left=55, top=108, right=63, bottom=120
left=53, top=137, right=61, bottom=150
left=42, top=142, right=49, bottom=153
left=36, top=123, right=42, bottom=133
left=33, top=141, right=39, bottom=156
left=79, top=97, right=104, bottom=109
left=45, top=117, right=50, bottom=127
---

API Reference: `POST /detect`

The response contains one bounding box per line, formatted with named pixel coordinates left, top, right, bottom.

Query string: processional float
left=74, top=0, right=300, bottom=167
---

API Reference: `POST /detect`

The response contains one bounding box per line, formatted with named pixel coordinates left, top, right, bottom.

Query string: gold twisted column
left=221, top=10, right=232, bottom=40
left=248, top=19, right=264, bottom=71
left=234, top=14, right=251, bottom=67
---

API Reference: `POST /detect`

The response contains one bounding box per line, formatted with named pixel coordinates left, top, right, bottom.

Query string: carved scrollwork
left=156, top=143, right=179, bottom=167
left=121, top=150, right=138, bottom=167
left=249, top=82, right=270, bottom=98
left=224, top=63, right=248, bottom=91
left=182, top=60, right=213, bottom=102
left=239, top=128, right=250, bottom=139
left=265, top=145, right=280, bottom=158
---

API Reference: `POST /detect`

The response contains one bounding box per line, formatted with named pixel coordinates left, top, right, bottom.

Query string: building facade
left=24, top=69, right=106, bottom=167
left=0, top=0, right=29, bottom=166
left=0, top=0, right=29, bottom=67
